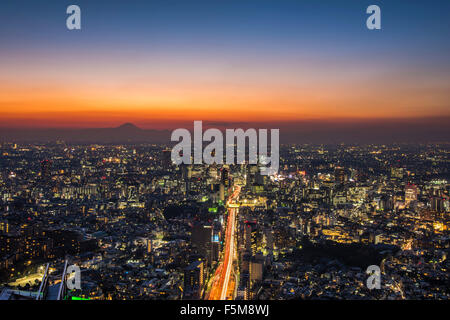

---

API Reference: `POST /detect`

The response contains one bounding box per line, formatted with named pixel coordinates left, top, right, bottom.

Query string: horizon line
left=1, top=115, right=449, bottom=130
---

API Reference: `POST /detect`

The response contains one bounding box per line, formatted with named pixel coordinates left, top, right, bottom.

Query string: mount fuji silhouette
left=116, top=123, right=141, bottom=130
left=0, top=123, right=171, bottom=144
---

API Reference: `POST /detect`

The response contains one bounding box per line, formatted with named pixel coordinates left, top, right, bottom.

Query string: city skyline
left=0, top=0, right=449, bottom=307
left=1, top=142, right=448, bottom=301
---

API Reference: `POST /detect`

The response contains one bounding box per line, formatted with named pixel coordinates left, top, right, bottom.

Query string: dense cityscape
left=0, top=141, right=448, bottom=300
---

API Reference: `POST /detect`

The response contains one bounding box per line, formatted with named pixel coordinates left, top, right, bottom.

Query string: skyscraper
left=405, top=184, right=418, bottom=204
left=221, top=167, right=229, bottom=187
left=40, top=160, right=52, bottom=180
left=191, top=224, right=213, bottom=264
left=162, top=149, right=172, bottom=169
left=334, top=166, right=347, bottom=184
left=183, top=260, right=204, bottom=299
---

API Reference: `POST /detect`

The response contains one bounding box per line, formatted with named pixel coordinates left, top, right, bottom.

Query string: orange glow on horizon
left=1, top=80, right=449, bottom=129
left=1, top=51, right=449, bottom=129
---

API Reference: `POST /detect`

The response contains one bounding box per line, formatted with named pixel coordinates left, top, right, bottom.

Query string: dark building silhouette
left=183, top=260, right=204, bottom=299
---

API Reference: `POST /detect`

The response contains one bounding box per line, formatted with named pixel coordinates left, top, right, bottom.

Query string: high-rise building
left=431, top=197, right=445, bottom=213
left=147, top=238, right=153, bottom=254
left=191, top=224, right=213, bottom=264
left=183, top=260, right=204, bottom=299
left=162, top=149, right=172, bottom=169
left=219, top=183, right=225, bottom=201
left=334, top=166, right=347, bottom=184
left=250, top=253, right=264, bottom=283
left=381, top=194, right=394, bottom=211
left=405, top=184, right=418, bottom=204
left=390, top=167, right=404, bottom=180
left=221, top=167, right=229, bottom=187
left=0, top=220, right=8, bottom=234
left=244, top=221, right=260, bottom=255
left=40, top=160, right=52, bottom=180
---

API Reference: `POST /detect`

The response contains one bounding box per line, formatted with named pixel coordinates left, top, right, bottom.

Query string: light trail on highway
left=207, top=186, right=240, bottom=300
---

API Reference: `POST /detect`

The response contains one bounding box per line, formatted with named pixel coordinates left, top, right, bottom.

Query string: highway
left=207, top=186, right=240, bottom=300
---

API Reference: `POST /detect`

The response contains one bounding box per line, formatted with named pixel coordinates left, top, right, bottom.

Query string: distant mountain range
left=0, top=123, right=171, bottom=144
left=0, top=117, right=449, bottom=144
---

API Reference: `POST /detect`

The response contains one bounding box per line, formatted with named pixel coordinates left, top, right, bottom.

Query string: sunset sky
left=0, top=0, right=449, bottom=129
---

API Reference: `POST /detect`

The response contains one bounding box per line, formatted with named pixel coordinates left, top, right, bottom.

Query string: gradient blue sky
left=0, top=0, right=449, bottom=128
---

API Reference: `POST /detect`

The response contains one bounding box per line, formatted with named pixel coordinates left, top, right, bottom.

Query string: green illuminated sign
left=71, top=296, right=90, bottom=300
